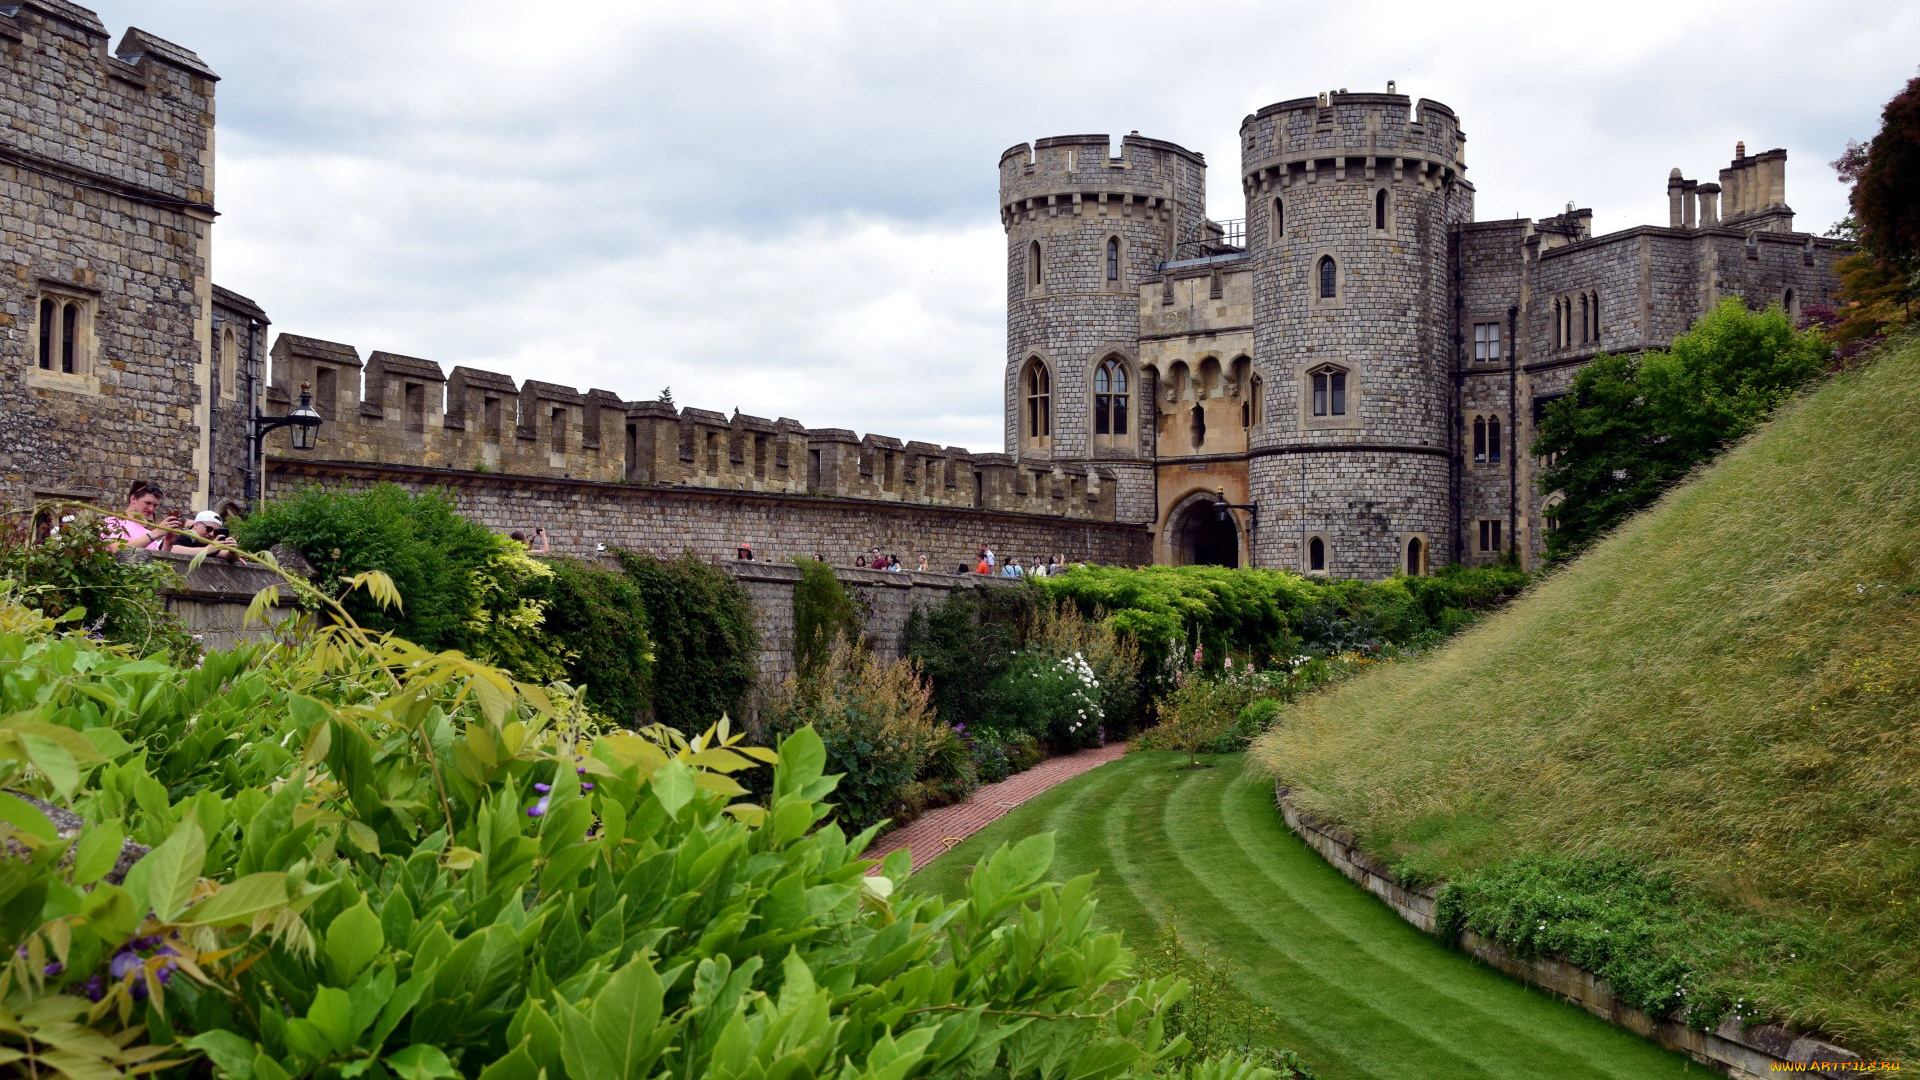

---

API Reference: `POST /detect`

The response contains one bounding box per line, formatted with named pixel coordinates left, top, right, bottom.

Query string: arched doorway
left=1170, top=496, right=1240, bottom=567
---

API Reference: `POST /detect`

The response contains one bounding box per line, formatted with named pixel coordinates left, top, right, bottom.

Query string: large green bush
left=790, top=558, right=862, bottom=681
left=613, top=550, right=758, bottom=728
left=1533, top=298, right=1831, bottom=560
left=0, top=571, right=1274, bottom=1080
left=902, top=581, right=1042, bottom=730
left=532, top=556, right=653, bottom=723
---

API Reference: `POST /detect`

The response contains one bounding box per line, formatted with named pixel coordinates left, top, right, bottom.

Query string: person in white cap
left=174, top=510, right=241, bottom=562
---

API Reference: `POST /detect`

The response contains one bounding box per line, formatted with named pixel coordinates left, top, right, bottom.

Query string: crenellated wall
left=258, top=333, right=1122, bottom=522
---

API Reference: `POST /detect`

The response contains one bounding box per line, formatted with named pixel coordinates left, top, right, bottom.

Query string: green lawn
left=910, top=752, right=1698, bottom=1080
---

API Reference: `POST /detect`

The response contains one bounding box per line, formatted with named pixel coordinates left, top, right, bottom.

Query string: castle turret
left=1239, top=90, right=1474, bottom=578
left=1000, top=133, right=1206, bottom=522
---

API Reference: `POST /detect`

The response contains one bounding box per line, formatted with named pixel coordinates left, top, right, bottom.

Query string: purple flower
left=83, top=975, right=104, bottom=1002
left=534, top=783, right=551, bottom=794
left=576, top=766, right=588, bottom=775
left=157, top=963, right=174, bottom=986
left=131, top=979, right=147, bottom=1000
left=43, top=961, right=63, bottom=976
left=526, top=795, right=550, bottom=818
left=109, top=951, right=140, bottom=979
left=580, top=782, right=594, bottom=791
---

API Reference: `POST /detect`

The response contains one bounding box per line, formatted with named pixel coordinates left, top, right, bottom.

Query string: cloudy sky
left=106, top=0, right=1917, bottom=450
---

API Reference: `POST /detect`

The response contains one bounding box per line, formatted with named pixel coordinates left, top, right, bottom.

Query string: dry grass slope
left=1253, top=334, right=1920, bottom=1058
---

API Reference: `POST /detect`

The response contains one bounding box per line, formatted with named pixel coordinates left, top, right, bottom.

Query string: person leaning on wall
left=101, top=480, right=181, bottom=552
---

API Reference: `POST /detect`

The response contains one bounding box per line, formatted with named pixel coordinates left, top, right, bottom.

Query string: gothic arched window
left=1308, top=535, right=1326, bottom=573
left=1406, top=536, right=1426, bottom=576
left=1093, top=356, right=1129, bottom=439
left=1106, top=237, right=1120, bottom=282
left=1374, top=189, right=1388, bottom=231
left=1023, top=359, right=1052, bottom=445
left=1487, top=415, right=1501, bottom=463
left=1318, top=256, right=1337, bottom=299
left=1473, top=416, right=1487, bottom=463
left=1310, top=365, right=1348, bottom=417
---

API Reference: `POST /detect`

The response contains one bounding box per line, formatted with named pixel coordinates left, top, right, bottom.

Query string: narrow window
left=1406, top=537, right=1424, bottom=576
left=1309, top=536, right=1326, bottom=572
left=753, top=434, right=768, bottom=479
left=1473, top=321, right=1502, bottom=362
left=1209, top=271, right=1223, bottom=300
left=1487, top=415, right=1502, bottom=463
left=550, top=406, right=567, bottom=453
left=314, top=367, right=337, bottom=419
left=1783, top=288, right=1796, bottom=318
left=61, top=303, right=78, bottom=374
left=1029, top=241, right=1042, bottom=288
left=1189, top=403, right=1205, bottom=448
left=1330, top=371, right=1346, bottom=415
left=1250, top=375, right=1263, bottom=425
left=1479, top=519, right=1503, bottom=553
left=807, top=448, right=822, bottom=488
left=1093, top=358, right=1130, bottom=438
left=404, top=382, right=425, bottom=432
left=1318, top=256, right=1336, bottom=299
left=1589, top=291, right=1601, bottom=339
left=1473, top=416, right=1487, bottom=463
left=37, top=298, right=53, bottom=370
left=1272, top=198, right=1285, bottom=240
left=1312, top=371, right=1328, bottom=416
left=1580, top=294, right=1590, bottom=344
left=1374, top=189, right=1388, bottom=231
left=483, top=395, right=501, bottom=435
left=1106, top=237, right=1119, bottom=282
left=1025, top=361, right=1051, bottom=442
left=1094, top=362, right=1110, bottom=436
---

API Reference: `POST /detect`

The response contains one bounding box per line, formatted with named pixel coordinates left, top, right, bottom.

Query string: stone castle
left=1000, top=87, right=1847, bottom=577
left=1, top=4, right=1845, bottom=578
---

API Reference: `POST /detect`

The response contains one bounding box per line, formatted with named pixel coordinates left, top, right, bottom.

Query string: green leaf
left=386, top=1044, right=458, bottom=1080
left=591, top=956, right=666, bottom=1080
left=652, top=759, right=695, bottom=820
left=778, top=727, right=826, bottom=792
left=475, top=1042, right=541, bottom=1080
left=180, top=872, right=288, bottom=927
left=20, top=733, right=80, bottom=798
left=306, top=987, right=359, bottom=1054
left=250, top=1051, right=291, bottom=1080
left=325, top=899, right=384, bottom=985
left=0, top=791, right=59, bottom=844
left=76, top=727, right=131, bottom=761
left=183, top=1031, right=258, bottom=1079
left=141, top=816, right=206, bottom=921
left=68, top=819, right=123, bottom=885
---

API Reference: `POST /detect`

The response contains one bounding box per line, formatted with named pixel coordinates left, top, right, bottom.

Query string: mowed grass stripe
left=908, top=751, right=1698, bottom=1080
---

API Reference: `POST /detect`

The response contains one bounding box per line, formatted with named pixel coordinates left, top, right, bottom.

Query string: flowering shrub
left=986, top=648, right=1106, bottom=749
left=1133, top=652, right=1378, bottom=759
left=0, top=560, right=1278, bottom=1080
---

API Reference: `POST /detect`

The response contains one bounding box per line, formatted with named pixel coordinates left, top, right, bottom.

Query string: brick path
left=866, top=743, right=1130, bottom=874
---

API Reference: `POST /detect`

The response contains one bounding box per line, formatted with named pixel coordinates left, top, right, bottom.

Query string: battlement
left=0, top=1, right=218, bottom=208
left=1240, top=87, right=1465, bottom=194
left=1000, top=131, right=1207, bottom=229
left=262, top=334, right=1116, bottom=522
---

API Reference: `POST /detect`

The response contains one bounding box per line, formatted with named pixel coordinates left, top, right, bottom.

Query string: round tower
left=1000, top=133, right=1206, bottom=522
left=1240, top=90, right=1473, bottom=578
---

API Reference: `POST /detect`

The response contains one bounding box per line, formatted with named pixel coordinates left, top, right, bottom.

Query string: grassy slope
left=1253, top=335, right=1920, bottom=1056
left=911, top=752, right=1695, bottom=1080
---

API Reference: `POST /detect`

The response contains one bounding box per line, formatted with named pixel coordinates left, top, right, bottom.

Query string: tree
left=1828, top=74, right=1920, bottom=342
left=1533, top=299, right=1829, bottom=560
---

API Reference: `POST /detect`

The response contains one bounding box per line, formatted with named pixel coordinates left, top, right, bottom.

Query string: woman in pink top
left=103, top=480, right=181, bottom=552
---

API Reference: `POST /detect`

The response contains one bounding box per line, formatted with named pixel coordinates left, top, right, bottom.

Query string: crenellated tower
left=999, top=133, right=1207, bottom=522
left=1239, top=90, right=1474, bottom=578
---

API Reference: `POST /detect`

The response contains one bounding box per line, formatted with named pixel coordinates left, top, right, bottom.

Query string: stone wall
left=1274, top=782, right=1866, bottom=1079
left=119, top=548, right=300, bottom=653
left=0, top=1, right=219, bottom=514
left=265, top=456, right=1150, bottom=581
left=254, top=334, right=1120, bottom=524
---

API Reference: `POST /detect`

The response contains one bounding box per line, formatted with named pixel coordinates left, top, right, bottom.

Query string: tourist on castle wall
left=917, top=555, right=929, bottom=573
left=171, top=511, right=242, bottom=563
left=103, top=481, right=181, bottom=552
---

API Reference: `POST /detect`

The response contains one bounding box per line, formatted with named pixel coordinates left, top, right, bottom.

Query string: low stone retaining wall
left=120, top=549, right=301, bottom=652
left=1273, top=782, right=1867, bottom=1079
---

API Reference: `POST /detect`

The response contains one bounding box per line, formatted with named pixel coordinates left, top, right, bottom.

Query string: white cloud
left=111, top=0, right=1919, bottom=450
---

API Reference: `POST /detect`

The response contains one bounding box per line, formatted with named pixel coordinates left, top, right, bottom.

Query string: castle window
left=1308, top=535, right=1326, bottom=573
left=1405, top=536, right=1426, bottom=576
left=404, top=382, right=425, bottom=433
left=1374, top=188, right=1388, bottom=231
left=1473, top=321, right=1502, bottom=362
left=1250, top=374, right=1264, bottom=426
left=1189, top=403, right=1206, bottom=448
left=1273, top=198, right=1285, bottom=241
left=1310, top=365, right=1347, bottom=417
left=1783, top=288, right=1797, bottom=318
left=1023, top=359, right=1052, bottom=446
left=1478, top=519, right=1503, bottom=553
left=313, top=366, right=338, bottom=420
left=1487, top=415, right=1501, bottom=463
left=1589, top=291, right=1601, bottom=340
left=1093, top=356, right=1129, bottom=439
left=35, top=292, right=92, bottom=378
left=1318, top=256, right=1337, bottom=299
left=1579, top=294, right=1591, bottom=344
left=1028, top=241, right=1043, bottom=288
left=1209, top=271, right=1223, bottom=300
left=550, top=406, right=567, bottom=453
left=483, top=395, right=502, bottom=435
left=1106, top=237, right=1120, bottom=282
left=219, top=326, right=238, bottom=401
left=1473, top=416, right=1487, bottom=463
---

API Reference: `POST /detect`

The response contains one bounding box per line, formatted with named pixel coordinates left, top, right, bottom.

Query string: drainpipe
left=1506, top=305, right=1519, bottom=562
left=243, top=317, right=261, bottom=510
